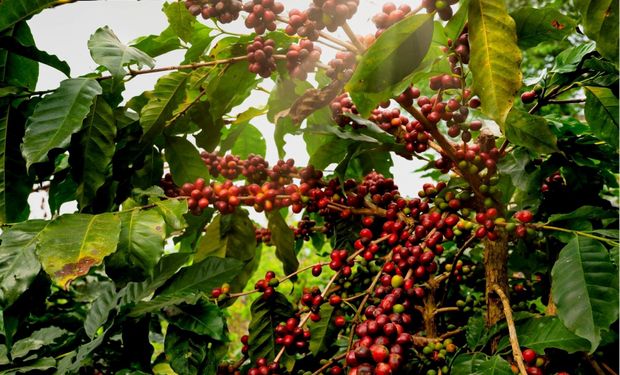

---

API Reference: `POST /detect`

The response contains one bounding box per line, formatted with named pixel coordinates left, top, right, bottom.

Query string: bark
left=484, top=232, right=509, bottom=328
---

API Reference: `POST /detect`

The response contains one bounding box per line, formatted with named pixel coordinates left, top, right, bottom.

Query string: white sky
left=27, top=0, right=428, bottom=219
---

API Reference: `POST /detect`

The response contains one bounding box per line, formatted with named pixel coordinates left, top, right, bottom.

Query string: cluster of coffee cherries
left=420, top=338, right=457, bottom=375
left=305, top=0, right=360, bottom=32
left=421, top=0, right=459, bottom=20
left=372, top=3, right=411, bottom=37
left=443, top=260, right=473, bottom=282
left=247, top=36, right=278, bottom=78
left=429, top=73, right=462, bottom=92
left=300, top=286, right=324, bottom=318
left=285, top=8, right=320, bottom=40
left=518, top=348, right=569, bottom=375
left=325, top=51, right=356, bottom=80
left=243, top=0, right=285, bottom=34
left=369, top=108, right=410, bottom=133
left=446, top=27, right=471, bottom=68
left=293, top=216, right=318, bottom=241
left=253, top=271, right=279, bottom=300
left=275, top=317, right=311, bottom=354
left=246, top=358, right=281, bottom=375
left=286, top=39, right=322, bottom=80
left=541, top=171, right=565, bottom=194
left=346, top=274, right=418, bottom=374
left=330, top=93, right=362, bottom=129
left=184, top=0, right=242, bottom=23
left=255, top=227, right=272, bottom=245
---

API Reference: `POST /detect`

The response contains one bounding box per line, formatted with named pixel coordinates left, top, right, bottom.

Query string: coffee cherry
left=515, top=210, right=534, bottom=223
left=521, top=90, right=537, bottom=104
left=522, top=348, right=536, bottom=363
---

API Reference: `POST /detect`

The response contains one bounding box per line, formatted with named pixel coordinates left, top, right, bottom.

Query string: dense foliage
left=0, top=0, right=618, bottom=374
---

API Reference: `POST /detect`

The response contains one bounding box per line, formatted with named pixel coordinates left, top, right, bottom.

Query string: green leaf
left=0, top=357, right=56, bottom=374
left=69, top=96, right=117, bottom=209
left=267, top=211, right=298, bottom=275
left=84, top=282, right=117, bottom=339
left=184, top=23, right=215, bottom=63
left=465, top=315, right=487, bottom=350
left=0, top=104, right=31, bottom=224
left=308, top=137, right=350, bottom=170
left=129, top=257, right=243, bottom=316
left=346, top=14, right=434, bottom=116
left=451, top=353, right=490, bottom=375
left=36, top=213, right=121, bottom=288
left=551, top=42, right=596, bottom=73
left=0, top=0, right=58, bottom=33
left=11, top=326, right=67, bottom=359
left=547, top=205, right=616, bottom=224
left=88, top=26, right=155, bottom=80
left=21, top=78, right=102, bottom=168
left=167, top=301, right=227, bottom=341
left=119, top=252, right=192, bottom=305
left=140, top=72, right=188, bottom=144
left=0, top=22, right=39, bottom=90
left=468, top=0, right=522, bottom=127
left=204, top=62, right=260, bottom=122
left=195, top=210, right=256, bottom=263
left=578, top=0, right=619, bottom=62
left=472, top=355, right=514, bottom=375
left=551, top=237, right=619, bottom=352
left=153, top=198, right=188, bottom=233
left=106, top=208, right=166, bottom=281
left=164, top=135, right=210, bottom=186
left=163, top=2, right=195, bottom=43
left=497, top=147, right=532, bottom=191
left=504, top=108, right=559, bottom=154
left=445, top=0, right=470, bottom=40
left=132, top=26, right=182, bottom=58
left=584, top=86, right=619, bottom=149
left=248, top=291, right=294, bottom=362
left=499, top=316, right=591, bottom=354
left=307, top=304, right=336, bottom=356
left=224, top=123, right=266, bottom=159
left=511, top=7, right=577, bottom=49
left=0, top=220, right=47, bottom=308
left=0, top=36, right=70, bottom=76
left=164, top=325, right=209, bottom=375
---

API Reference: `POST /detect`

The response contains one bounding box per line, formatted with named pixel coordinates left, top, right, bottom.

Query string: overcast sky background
left=27, top=0, right=429, bottom=219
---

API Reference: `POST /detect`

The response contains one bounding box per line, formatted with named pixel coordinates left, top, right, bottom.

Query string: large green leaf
left=498, top=316, right=591, bottom=354
left=504, top=108, right=559, bottom=154
left=21, top=78, right=102, bottom=168
left=346, top=14, right=434, bottom=116
left=0, top=104, right=31, bottom=225
left=195, top=210, right=256, bottom=263
left=551, top=237, right=619, bottom=352
left=119, top=252, right=192, bottom=305
left=153, top=198, right=188, bottom=234
left=204, top=62, right=260, bottom=122
left=468, top=0, right=522, bottom=127
left=0, top=0, right=58, bottom=33
left=36, top=213, right=121, bottom=288
left=307, top=304, right=336, bottom=356
left=69, top=96, right=117, bottom=209
left=167, top=301, right=227, bottom=341
left=83, top=282, right=117, bottom=339
left=163, top=1, right=195, bottom=43
left=0, top=220, right=47, bottom=308
left=184, top=23, right=215, bottom=63
left=511, top=7, right=577, bottom=49
left=164, top=325, right=211, bottom=375
left=0, top=22, right=39, bottom=90
left=551, top=42, right=596, bottom=74
left=472, top=355, right=514, bottom=375
left=106, top=208, right=166, bottom=281
left=223, top=122, right=266, bottom=159
left=267, top=211, right=298, bottom=276
left=248, top=291, right=294, bottom=362
left=0, top=36, right=69, bottom=76
left=584, top=86, right=619, bottom=149
left=578, top=0, right=619, bottom=62
left=451, top=353, right=491, bottom=375
left=11, top=326, right=67, bottom=360
left=129, top=257, right=243, bottom=316
left=88, top=26, right=154, bottom=80
left=140, top=72, right=188, bottom=144
left=164, top=135, right=210, bottom=186
left=132, top=26, right=182, bottom=58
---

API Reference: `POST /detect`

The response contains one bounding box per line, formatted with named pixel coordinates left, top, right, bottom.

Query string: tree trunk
left=484, top=233, right=509, bottom=328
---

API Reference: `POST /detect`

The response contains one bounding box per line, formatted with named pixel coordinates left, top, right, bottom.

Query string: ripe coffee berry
left=243, top=0, right=284, bottom=34
left=247, top=37, right=277, bottom=78
left=286, top=39, right=322, bottom=80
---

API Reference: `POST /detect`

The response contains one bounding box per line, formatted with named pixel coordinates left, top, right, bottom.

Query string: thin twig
left=491, top=284, right=527, bottom=375
left=547, top=98, right=586, bottom=104
left=310, top=352, right=347, bottom=375
left=341, top=22, right=365, bottom=52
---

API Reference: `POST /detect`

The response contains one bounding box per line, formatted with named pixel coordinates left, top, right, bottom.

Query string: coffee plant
left=0, top=0, right=617, bottom=374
